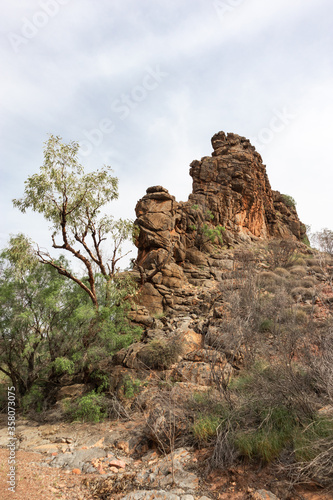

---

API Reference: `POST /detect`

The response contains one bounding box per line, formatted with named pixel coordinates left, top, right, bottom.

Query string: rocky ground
left=2, top=240, right=332, bottom=499
left=0, top=414, right=331, bottom=499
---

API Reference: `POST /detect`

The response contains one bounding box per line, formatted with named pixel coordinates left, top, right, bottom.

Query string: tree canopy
left=13, top=135, right=133, bottom=308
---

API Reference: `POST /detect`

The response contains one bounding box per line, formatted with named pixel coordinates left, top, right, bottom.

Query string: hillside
left=1, top=133, right=332, bottom=500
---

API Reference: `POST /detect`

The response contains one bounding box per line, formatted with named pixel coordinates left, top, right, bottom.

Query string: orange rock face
left=189, top=131, right=305, bottom=241
left=190, top=132, right=275, bottom=239
left=135, top=131, right=306, bottom=269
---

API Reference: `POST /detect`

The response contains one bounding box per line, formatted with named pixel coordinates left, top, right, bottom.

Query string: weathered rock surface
left=133, top=132, right=307, bottom=315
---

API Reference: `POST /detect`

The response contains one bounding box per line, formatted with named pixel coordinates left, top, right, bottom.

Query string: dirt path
left=0, top=449, right=94, bottom=500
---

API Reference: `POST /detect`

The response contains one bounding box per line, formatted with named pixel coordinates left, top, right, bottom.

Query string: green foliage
left=188, top=204, right=225, bottom=249
left=294, top=416, right=333, bottom=462
left=189, top=392, right=227, bottom=445
left=0, top=236, right=85, bottom=399
left=281, top=194, right=297, bottom=209
left=234, top=405, right=296, bottom=463
left=122, top=376, right=143, bottom=399
left=190, top=391, right=225, bottom=414
left=67, top=391, right=107, bottom=423
left=302, top=235, right=311, bottom=247
left=202, top=224, right=225, bottom=245
left=132, top=223, right=141, bottom=244
left=205, top=209, right=215, bottom=221
left=13, top=135, right=134, bottom=308
left=0, top=384, right=8, bottom=412
left=192, top=414, right=221, bottom=444
left=0, top=235, right=142, bottom=403
left=53, top=357, right=75, bottom=376
left=228, top=362, right=268, bottom=392
left=21, top=385, right=44, bottom=414
left=13, top=135, right=118, bottom=229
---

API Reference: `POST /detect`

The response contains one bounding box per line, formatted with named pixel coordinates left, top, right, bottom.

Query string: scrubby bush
left=138, top=338, right=183, bottom=370
left=289, top=265, right=308, bottom=277
left=122, top=376, right=143, bottom=399
left=310, top=265, right=325, bottom=275
left=266, top=240, right=297, bottom=269
left=21, top=384, right=45, bottom=414
left=300, top=277, right=317, bottom=288
left=189, top=392, right=226, bottom=446
left=234, top=405, right=296, bottom=463
left=291, top=287, right=315, bottom=301
left=259, top=319, right=274, bottom=332
left=66, top=390, right=107, bottom=423
left=274, top=267, right=291, bottom=278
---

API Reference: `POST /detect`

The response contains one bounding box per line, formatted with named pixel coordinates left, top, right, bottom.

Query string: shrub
left=0, top=384, right=8, bottom=413
left=138, top=338, right=183, bottom=370
left=293, top=257, right=307, bottom=266
left=281, top=194, right=297, bottom=209
left=289, top=266, right=308, bottom=277
left=291, top=287, right=315, bottom=301
left=289, top=415, right=333, bottom=489
left=310, top=265, right=324, bottom=275
left=202, top=224, right=225, bottom=245
left=53, top=357, right=75, bottom=376
left=294, top=415, right=333, bottom=462
left=274, top=267, right=291, bottom=278
left=300, top=277, right=317, bottom=288
left=266, top=240, right=297, bottom=269
left=258, top=271, right=280, bottom=283
left=306, top=257, right=322, bottom=267
left=122, top=376, right=143, bottom=399
left=67, top=391, right=107, bottom=423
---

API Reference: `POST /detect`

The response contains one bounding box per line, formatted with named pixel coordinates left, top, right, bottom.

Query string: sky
left=1, top=0, right=332, bottom=268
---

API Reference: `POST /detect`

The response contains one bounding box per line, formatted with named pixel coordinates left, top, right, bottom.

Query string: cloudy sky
left=1, top=0, right=332, bottom=265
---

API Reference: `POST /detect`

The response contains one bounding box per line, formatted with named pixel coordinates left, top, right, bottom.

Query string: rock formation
left=133, top=132, right=307, bottom=314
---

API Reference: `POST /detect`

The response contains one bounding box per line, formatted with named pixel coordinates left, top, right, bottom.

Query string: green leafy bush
left=202, top=224, right=225, bottom=245
left=294, top=415, right=333, bottom=462
left=123, top=376, right=143, bottom=399
left=67, top=391, right=107, bottom=423
left=53, top=357, right=75, bottom=376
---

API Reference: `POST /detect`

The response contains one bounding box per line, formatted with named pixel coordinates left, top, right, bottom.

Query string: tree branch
left=37, top=248, right=98, bottom=308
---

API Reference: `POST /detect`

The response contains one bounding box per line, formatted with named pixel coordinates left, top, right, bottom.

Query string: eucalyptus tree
left=13, top=135, right=133, bottom=309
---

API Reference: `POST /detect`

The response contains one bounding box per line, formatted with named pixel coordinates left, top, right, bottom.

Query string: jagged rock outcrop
left=133, top=132, right=307, bottom=314
left=190, top=132, right=305, bottom=241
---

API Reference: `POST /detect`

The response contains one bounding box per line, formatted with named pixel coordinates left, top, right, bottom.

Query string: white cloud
left=1, top=0, right=333, bottom=262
